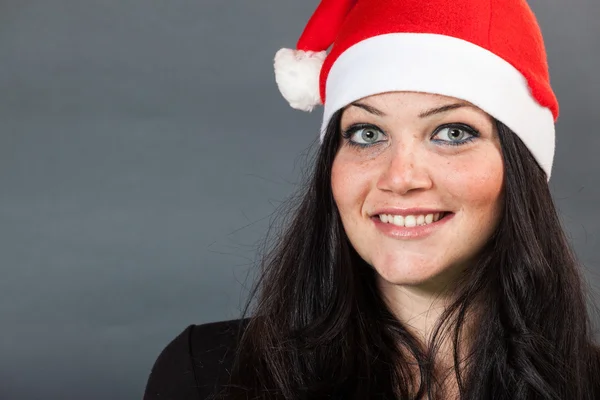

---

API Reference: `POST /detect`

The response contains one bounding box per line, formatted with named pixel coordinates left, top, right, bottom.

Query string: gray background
left=0, top=0, right=598, bottom=399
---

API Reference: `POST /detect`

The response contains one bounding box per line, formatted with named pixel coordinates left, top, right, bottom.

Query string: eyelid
left=431, top=123, right=480, bottom=139
left=341, top=123, right=386, bottom=137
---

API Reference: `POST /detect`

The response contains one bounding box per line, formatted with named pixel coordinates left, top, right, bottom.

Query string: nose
left=376, top=142, right=433, bottom=195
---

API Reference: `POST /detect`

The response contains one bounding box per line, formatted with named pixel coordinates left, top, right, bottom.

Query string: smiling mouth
left=373, top=212, right=453, bottom=227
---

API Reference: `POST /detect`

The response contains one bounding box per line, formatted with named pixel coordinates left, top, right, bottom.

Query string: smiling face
left=331, top=92, right=504, bottom=290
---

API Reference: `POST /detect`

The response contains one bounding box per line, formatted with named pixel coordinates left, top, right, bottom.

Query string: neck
left=377, top=276, right=454, bottom=343
left=377, top=274, right=476, bottom=398
left=378, top=277, right=477, bottom=399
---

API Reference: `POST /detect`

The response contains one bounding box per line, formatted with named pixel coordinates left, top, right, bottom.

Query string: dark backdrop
left=0, top=1, right=598, bottom=399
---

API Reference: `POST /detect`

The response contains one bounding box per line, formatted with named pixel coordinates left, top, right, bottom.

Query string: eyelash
left=341, top=123, right=480, bottom=149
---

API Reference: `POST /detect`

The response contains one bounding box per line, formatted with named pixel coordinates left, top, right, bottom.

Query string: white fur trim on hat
left=274, top=48, right=327, bottom=112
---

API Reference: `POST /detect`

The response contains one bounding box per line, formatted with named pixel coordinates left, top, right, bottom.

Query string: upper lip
left=369, top=208, right=451, bottom=217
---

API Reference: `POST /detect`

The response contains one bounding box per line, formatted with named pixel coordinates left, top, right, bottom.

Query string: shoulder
left=143, top=318, right=248, bottom=400
left=188, top=318, right=247, bottom=377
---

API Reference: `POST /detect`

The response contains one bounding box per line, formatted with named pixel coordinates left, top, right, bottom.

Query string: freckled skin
left=331, top=92, right=504, bottom=291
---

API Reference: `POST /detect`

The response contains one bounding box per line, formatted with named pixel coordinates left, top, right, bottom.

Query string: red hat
left=274, top=0, right=558, bottom=180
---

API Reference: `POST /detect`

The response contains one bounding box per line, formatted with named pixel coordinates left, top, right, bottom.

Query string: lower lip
left=371, top=213, right=454, bottom=239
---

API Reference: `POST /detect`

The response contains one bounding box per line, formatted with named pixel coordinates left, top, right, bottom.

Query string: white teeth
left=377, top=212, right=446, bottom=227
left=393, top=215, right=404, bottom=226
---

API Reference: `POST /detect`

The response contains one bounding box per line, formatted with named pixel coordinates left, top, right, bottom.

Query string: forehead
left=362, top=91, right=471, bottom=108
left=343, top=91, right=493, bottom=121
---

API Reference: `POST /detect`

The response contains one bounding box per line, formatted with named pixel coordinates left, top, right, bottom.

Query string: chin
left=376, top=267, right=443, bottom=287
left=370, top=255, right=458, bottom=289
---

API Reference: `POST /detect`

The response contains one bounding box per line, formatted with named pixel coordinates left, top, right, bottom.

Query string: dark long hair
left=218, top=110, right=600, bottom=399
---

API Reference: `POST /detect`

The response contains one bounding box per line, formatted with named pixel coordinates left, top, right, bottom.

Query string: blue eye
left=342, top=124, right=387, bottom=147
left=342, top=123, right=479, bottom=148
left=432, top=124, right=479, bottom=146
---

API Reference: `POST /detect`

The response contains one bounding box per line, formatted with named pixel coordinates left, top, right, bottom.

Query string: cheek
left=331, top=157, right=368, bottom=215
left=331, top=165, right=351, bottom=225
left=444, top=147, right=504, bottom=225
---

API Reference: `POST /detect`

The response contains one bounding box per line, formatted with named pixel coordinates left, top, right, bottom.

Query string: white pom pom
left=274, top=48, right=327, bottom=112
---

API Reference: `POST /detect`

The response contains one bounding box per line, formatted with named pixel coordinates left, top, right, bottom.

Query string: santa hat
left=273, top=0, right=558, bottom=180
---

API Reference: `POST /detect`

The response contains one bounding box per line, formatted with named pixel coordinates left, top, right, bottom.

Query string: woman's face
left=331, top=92, right=504, bottom=289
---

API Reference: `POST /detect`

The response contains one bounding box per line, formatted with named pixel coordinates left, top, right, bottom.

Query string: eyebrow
left=349, top=101, right=473, bottom=118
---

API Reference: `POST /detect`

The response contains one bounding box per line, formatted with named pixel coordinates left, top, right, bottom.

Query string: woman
left=143, top=0, right=600, bottom=399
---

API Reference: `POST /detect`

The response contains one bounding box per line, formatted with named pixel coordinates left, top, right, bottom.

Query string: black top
left=143, top=319, right=245, bottom=400
left=144, top=319, right=600, bottom=399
